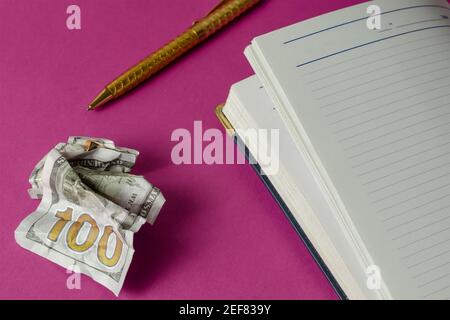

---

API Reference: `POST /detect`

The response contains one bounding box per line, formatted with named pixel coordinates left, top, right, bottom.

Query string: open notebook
left=219, top=0, right=450, bottom=299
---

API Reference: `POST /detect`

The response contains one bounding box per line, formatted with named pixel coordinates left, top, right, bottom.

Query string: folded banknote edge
left=147, top=192, right=166, bottom=225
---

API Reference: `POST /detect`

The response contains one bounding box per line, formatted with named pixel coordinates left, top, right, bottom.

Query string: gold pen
left=88, top=0, right=262, bottom=111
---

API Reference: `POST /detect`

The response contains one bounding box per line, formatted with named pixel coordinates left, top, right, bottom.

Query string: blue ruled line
left=284, top=5, right=450, bottom=45
left=296, top=25, right=450, bottom=68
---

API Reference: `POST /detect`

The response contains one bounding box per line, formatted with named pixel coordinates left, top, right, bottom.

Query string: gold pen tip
left=88, top=88, right=113, bottom=111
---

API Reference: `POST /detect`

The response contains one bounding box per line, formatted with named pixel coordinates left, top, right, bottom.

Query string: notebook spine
left=215, top=104, right=348, bottom=300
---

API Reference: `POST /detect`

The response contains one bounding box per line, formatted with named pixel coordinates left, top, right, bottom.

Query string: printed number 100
left=47, top=207, right=123, bottom=267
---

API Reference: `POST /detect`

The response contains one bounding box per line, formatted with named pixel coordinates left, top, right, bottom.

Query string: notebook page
left=248, top=0, right=450, bottom=299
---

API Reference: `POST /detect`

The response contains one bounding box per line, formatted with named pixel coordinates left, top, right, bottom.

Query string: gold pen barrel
left=101, top=0, right=261, bottom=105
left=192, top=0, right=261, bottom=40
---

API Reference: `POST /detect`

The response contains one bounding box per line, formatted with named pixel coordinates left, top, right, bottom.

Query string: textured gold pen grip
left=106, top=0, right=261, bottom=98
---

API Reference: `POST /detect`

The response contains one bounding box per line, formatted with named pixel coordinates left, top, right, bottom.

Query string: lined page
left=248, top=0, right=450, bottom=298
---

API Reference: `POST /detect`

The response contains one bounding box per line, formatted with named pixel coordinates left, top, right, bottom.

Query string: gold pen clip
left=208, top=0, right=234, bottom=14
left=192, top=0, right=233, bottom=25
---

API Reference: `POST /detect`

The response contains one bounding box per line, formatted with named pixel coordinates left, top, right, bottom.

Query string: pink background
left=0, top=0, right=365, bottom=299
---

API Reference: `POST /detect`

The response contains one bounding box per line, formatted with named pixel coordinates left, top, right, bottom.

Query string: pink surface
left=0, top=0, right=365, bottom=299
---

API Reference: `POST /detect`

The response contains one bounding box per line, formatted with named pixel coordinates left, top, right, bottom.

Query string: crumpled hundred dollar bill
left=15, top=137, right=165, bottom=295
